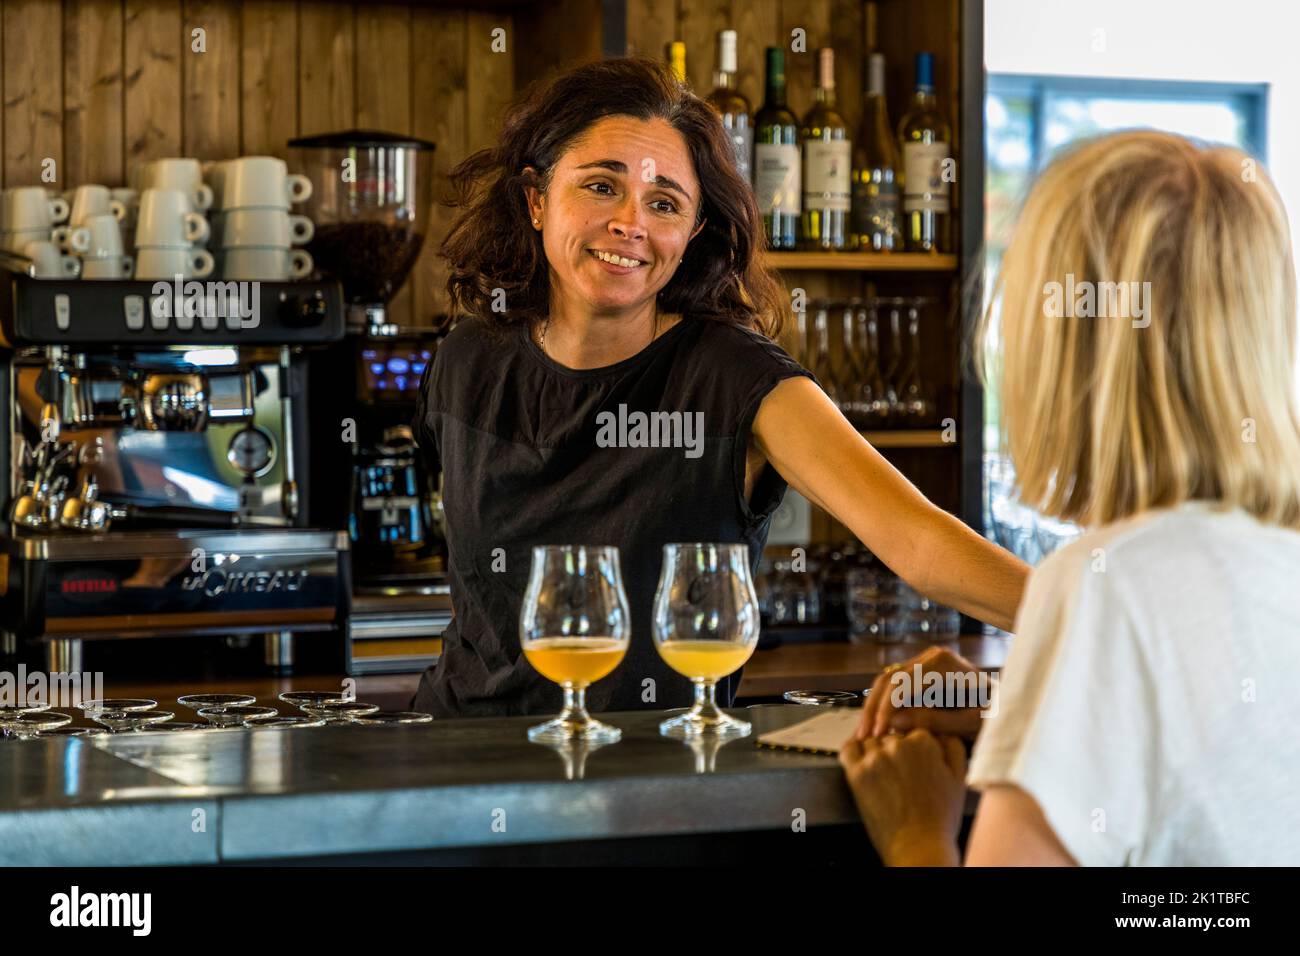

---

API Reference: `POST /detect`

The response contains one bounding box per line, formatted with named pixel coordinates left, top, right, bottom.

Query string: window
left=983, top=74, right=1268, bottom=564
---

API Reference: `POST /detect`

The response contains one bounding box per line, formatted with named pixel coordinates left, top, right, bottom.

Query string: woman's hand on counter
left=751, top=377, right=1030, bottom=632
left=858, top=645, right=986, bottom=741
left=838, top=728, right=966, bottom=866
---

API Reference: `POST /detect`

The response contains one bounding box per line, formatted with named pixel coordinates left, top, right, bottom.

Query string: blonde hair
left=980, top=130, right=1300, bottom=529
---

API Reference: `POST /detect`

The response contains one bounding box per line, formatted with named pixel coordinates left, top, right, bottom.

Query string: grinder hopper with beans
left=289, top=130, right=436, bottom=333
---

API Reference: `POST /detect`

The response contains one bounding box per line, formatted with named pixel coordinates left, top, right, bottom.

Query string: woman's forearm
left=910, top=502, right=1029, bottom=632
left=753, top=378, right=1030, bottom=631
left=821, top=486, right=1027, bottom=632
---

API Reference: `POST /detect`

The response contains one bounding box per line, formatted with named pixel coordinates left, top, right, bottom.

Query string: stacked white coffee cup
left=4, top=157, right=316, bottom=282
left=57, top=184, right=132, bottom=279
left=1, top=186, right=81, bottom=278
left=207, top=156, right=314, bottom=280
left=133, top=158, right=215, bottom=280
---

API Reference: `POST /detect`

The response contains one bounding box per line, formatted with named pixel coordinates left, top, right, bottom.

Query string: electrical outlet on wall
left=767, top=487, right=811, bottom=545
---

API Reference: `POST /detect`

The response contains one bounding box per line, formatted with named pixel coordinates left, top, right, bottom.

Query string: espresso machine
left=291, top=130, right=451, bottom=675
left=0, top=257, right=350, bottom=675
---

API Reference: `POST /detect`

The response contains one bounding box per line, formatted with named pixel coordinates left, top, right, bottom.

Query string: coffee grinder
left=291, top=131, right=450, bottom=673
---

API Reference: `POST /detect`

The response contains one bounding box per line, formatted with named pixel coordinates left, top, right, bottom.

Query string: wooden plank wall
left=0, top=0, right=958, bottom=335
left=0, top=0, right=518, bottom=327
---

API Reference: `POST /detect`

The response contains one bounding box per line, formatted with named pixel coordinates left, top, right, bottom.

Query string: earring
left=533, top=218, right=539, bottom=225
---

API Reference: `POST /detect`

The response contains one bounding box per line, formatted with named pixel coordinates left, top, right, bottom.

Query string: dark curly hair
left=439, top=56, right=789, bottom=341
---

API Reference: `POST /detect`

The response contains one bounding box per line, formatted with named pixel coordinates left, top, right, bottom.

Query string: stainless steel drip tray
left=2, top=527, right=349, bottom=560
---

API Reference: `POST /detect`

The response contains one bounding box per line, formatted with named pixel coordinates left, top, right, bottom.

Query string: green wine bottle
left=753, top=47, right=800, bottom=250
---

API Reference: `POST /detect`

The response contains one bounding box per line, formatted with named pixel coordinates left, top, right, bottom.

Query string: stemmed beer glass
left=653, top=543, right=760, bottom=739
left=520, top=545, right=630, bottom=744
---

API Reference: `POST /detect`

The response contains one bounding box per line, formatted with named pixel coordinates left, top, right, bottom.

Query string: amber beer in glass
left=520, top=545, right=631, bottom=743
left=653, top=542, right=760, bottom=738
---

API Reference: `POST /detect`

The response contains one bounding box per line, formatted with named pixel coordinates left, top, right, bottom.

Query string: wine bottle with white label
left=898, top=52, right=951, bottom=253
left=754, top=47, right=800, bottom=250
left=800, top=48, right=851, bottom=250
left=705, top=30, right=752, bottom=182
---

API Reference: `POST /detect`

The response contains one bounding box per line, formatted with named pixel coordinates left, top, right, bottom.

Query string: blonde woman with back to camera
left=839, top=130, right=1300, bottom=866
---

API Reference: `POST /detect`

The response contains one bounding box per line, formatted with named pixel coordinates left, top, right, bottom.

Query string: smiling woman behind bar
left=842, top=130, right=1300, bottom=866
left=410, top=56, right=1027, bottom=719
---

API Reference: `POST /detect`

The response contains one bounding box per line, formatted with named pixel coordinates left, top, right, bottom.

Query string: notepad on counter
left=756, top=707, right=863, bottom=755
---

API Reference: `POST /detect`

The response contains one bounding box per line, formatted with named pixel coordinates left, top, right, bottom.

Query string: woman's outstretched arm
left=752, top=376, right=1029, bottom=632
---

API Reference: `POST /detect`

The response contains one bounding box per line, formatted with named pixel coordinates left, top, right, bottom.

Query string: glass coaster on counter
left=198, top=705, right=278, bottom=728
left=252, top=716, right=328, bottom=729
left=177, top=694, right=257, bottom=712
left=279, top=691, right=349, bottom=714
left=0, top=703, right=52, bottom=739
left=306, top=701, right=381, bottom=722
left=782, top=690, right=860, bottom=706
left=5, top=711, right=72, bottom=739
left=93, top=709, right=173, bottom=733
left=79, top=699, right=157, bottom=718
left=146, top=722, right=208, bottom=732
left=351, top=711, right=434, bottom=725
left=38, top=725, right=101, bottom=737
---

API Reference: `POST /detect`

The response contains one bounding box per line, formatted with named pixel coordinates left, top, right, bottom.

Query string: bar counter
left=0, top=704, right=880, bottom=866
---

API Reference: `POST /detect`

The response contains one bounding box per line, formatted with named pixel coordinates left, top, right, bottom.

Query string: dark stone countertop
left=0, top=704, right=861, bottom=864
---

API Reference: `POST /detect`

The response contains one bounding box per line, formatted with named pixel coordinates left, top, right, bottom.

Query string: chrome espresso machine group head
left=0, top=256, right=351, bottom=673
left=13, top=349, right=293, bottom=533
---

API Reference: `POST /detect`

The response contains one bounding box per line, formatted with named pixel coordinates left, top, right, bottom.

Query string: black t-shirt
left=410, top=314, right=815, bottom=718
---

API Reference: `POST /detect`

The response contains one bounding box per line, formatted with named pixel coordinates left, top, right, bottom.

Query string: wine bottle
left=668, top=41, right=687, bottom=84
left=705, top=30, right=753, bottom=182
left=851, top=53, right=901, bottom=251
left=898, top=52, right=951, bottom=252
left=753, top=47, right=800, bottom=250
left=800, top=48, right=851, bottom=250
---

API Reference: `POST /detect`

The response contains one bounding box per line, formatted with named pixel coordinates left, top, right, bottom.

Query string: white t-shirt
left=967, top=501, right=1300, bottom=866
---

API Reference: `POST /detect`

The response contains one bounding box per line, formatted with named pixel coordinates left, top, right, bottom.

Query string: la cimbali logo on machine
left=148, top=276, right=261, bottom=328
left=180, top=550, right=309, bottom=597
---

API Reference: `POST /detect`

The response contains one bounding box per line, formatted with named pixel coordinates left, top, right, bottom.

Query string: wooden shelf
left=764, top=251, right=959, bottom=272
left=860, top=429, right=953, bottom=448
